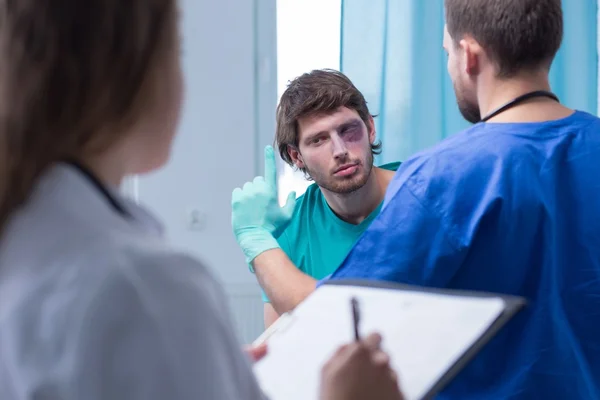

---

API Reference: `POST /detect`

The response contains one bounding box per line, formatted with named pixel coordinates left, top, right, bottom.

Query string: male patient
left=234, top=69, right=399, bottom=326
left=232, top=0, right=600, bottom=398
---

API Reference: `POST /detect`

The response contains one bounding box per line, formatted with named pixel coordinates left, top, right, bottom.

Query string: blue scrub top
left=322, top=110, right=600, bottom=399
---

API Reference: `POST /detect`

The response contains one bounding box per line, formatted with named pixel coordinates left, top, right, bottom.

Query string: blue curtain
left=340, top=0, right=598, bottom=164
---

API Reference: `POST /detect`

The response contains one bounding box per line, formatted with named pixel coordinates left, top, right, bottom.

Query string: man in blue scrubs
left=232, top=0, right=600, bottom=398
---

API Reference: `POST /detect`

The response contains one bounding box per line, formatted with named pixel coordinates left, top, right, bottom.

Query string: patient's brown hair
left=275, top=69, right=381, bottom=174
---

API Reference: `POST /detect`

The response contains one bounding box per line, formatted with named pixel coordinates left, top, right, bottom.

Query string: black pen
left=351, top=297, right=361, bottom=341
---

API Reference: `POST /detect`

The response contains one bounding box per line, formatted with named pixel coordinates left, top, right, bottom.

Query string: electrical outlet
left=187, top=208, right=206, bottom=231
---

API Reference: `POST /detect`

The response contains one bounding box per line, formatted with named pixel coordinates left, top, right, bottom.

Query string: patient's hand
left=231, top=145, right=296, bottom=263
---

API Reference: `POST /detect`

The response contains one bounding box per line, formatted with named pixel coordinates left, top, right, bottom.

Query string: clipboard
left=252, top=279, right=526, bottom=400
left=325, top=279, right=526, bottom=399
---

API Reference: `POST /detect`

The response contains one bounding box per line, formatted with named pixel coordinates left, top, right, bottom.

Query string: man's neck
left=478, top=70, right=573, bottom=123
left=321, top=167, right=394, bottom=225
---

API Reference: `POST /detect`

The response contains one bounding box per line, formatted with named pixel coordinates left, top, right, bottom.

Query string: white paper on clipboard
left=252, top=283, right=514, bottom=400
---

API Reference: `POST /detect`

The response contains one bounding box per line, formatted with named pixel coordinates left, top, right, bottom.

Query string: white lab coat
left=0, top=163, right=265, bottom=400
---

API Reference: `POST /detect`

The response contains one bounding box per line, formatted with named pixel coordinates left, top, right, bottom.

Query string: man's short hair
left=445, top=0, right=563, bottom=77
left=275, top=69, right=381, bottom=170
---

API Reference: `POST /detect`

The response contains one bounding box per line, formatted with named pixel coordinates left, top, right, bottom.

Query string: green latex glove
left=231, top=145, right=296, bottom=263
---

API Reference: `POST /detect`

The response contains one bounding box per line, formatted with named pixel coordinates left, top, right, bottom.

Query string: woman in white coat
left=0, top=1, right=404, bottom=399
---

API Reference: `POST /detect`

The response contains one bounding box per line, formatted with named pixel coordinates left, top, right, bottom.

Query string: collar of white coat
left=32, top=162, right=165, bottom=236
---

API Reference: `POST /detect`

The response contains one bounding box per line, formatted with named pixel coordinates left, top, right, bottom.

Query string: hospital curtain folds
left=340, top=0, right=599, bottom=164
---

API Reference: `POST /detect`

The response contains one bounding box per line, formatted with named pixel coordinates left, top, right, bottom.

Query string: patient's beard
left=306, top=151, right=373, bottom=195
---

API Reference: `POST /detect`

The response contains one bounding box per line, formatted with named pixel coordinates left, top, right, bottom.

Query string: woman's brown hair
left=0, top=0, right=178, bottom=231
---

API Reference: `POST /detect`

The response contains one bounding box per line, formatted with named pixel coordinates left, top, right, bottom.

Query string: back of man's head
left=444, top=0, right=563, bottom=77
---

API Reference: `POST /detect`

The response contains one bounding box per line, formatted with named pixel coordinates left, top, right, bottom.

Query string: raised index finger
left=264, top=145, right=278, bottom=188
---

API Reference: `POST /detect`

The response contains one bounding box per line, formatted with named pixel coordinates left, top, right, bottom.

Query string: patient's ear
left=367, top=116, right=376, bottom=144
left=287, top=145, right=305, bottom=169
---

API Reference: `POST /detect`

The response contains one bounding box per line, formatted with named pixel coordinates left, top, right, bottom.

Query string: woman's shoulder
left=93, top=238, right=222, bottom=309
left=0, top=242, right=263, bottom=399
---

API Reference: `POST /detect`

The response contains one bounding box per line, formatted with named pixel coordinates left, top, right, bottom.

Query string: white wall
left=135, top=0, right=277, bottom=343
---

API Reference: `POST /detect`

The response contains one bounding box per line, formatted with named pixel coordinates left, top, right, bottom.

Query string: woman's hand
left=243, top=343, right=268, bottom=363
left=319, top=333, right=404, bottom=400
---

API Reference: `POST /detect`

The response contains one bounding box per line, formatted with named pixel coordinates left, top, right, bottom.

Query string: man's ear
left=367, top=116, right=376, bottom=144
left=287, top=145, right=305, bottom=169
left=459, top=35, right=482, bottom=76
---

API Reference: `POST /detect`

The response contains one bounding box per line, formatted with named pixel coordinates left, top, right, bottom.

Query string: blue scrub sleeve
left=327, top=174, right=466, bottom=288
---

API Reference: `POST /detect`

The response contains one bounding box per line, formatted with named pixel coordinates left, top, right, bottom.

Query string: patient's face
left=443, top=25, right=480, bottom=123
left=291, top=106, right=375, bottom=194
